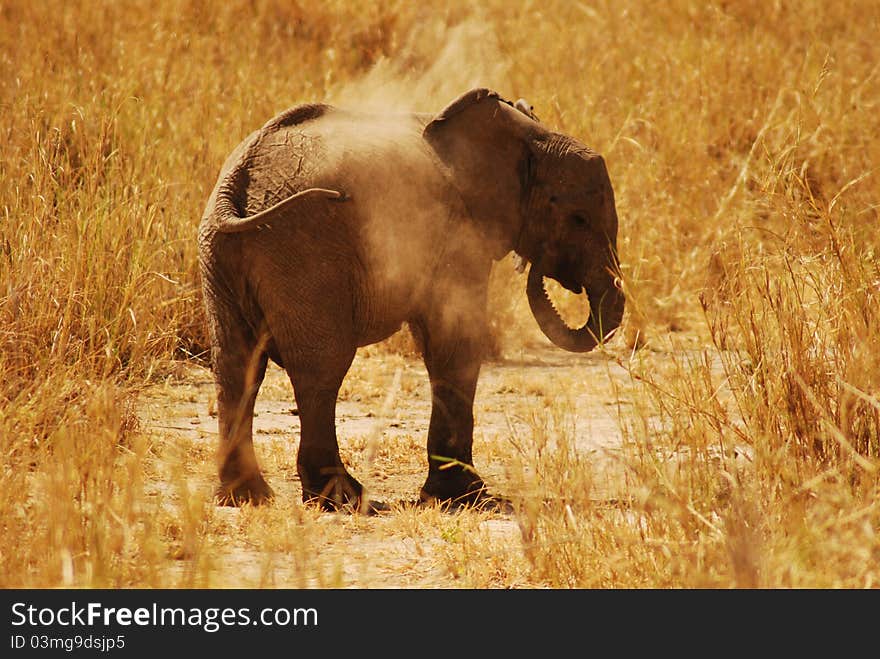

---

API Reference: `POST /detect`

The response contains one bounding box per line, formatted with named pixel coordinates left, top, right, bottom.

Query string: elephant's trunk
left=526, top=264, right=624, bottom=353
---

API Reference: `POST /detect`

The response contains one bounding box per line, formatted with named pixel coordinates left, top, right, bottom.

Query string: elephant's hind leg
left=208, top=304, right=273, bottom=506
left=281, top=344, right=368, bottom=512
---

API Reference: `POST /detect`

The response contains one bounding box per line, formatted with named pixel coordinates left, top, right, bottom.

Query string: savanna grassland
left=1, top=0, right=878, bottom=588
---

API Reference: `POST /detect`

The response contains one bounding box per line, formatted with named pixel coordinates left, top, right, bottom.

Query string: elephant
left=198, top=87, right=624, bottom=510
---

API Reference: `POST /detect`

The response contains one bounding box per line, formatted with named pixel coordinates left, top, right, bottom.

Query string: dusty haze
left=2, top=1, right=877, bottom=589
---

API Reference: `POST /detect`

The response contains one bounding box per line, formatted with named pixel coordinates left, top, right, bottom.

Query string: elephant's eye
left=569, top=213, right=588, bottom=229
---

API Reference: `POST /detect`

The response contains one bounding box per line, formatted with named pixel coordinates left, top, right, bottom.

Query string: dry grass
left=1, top=0, right=878, bottom=588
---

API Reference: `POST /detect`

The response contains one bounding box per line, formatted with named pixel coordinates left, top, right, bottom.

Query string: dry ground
left=138, top=337, right=635, bottom=588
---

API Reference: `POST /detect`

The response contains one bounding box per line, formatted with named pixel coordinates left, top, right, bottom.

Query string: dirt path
left=138, top=343, right=633, bottom=587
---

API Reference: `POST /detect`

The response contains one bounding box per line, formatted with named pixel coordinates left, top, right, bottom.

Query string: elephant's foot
left=215, top=473, right=274, bottom=507
left=420, top=467, right=490, bottom=509
left=301, top=469, right=385, bottom=514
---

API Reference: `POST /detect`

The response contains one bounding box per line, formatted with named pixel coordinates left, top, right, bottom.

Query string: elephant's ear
left=423, top=88, right=537, bottom=145
left=424, top=88, right=507, bottom=131
left=423, top=88, right=541, bottom=255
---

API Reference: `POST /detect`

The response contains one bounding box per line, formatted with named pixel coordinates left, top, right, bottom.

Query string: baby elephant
left=198, top=88, right=623, bottom=510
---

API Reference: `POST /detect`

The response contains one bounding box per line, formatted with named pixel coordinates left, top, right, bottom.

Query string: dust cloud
left=331, top=16, right=514, bottom=115
left=284, top=16, right=526, bottom=349
left=237, top=15, right=537, bottom=355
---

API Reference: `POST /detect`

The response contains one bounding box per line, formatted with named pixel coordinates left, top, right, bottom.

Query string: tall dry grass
left=1, top=0, right=877, bottom=587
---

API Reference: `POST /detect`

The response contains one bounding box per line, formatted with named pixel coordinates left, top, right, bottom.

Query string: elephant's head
left=424, top=88, right=624, bottom=352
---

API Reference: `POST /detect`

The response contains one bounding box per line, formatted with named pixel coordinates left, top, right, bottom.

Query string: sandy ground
left=138, top=340, right=634, bottom=587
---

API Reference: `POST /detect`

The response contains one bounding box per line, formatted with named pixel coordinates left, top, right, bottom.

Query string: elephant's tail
left=213, top=187, right=349, bottom=234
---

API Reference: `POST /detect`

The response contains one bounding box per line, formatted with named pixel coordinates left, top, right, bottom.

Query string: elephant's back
left=199, top=103, right=335, bottom=231
left=261, top=103, right=331, bottom=133
left=227, top=105, right=340, bottom=219
left=203, top=102, right=441, bottom=222
left=200, top=101, right=453, bottom=267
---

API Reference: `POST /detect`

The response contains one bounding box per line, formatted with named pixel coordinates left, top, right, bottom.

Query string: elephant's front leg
left=414, top=317, right=489, bottom=506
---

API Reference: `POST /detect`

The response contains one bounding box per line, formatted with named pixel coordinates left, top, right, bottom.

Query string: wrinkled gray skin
left=198, top=88, right=624, bottom=510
